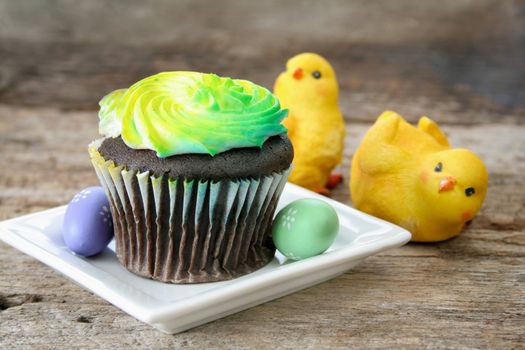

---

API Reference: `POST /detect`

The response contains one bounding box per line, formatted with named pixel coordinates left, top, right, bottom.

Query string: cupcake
left=89, top=72, right=293, bottom=283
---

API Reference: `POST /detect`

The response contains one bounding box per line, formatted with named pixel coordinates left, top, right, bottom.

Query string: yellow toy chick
left=274, top=53, right=345, bottom=195
left=351, top=111, right=488, bottom=242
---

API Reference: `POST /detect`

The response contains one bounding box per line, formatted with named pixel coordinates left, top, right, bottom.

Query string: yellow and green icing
left=99, top=72, right=288, bottom=157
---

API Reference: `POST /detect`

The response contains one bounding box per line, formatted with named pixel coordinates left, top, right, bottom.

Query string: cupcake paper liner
left=89, top=141, right=289, bottom=283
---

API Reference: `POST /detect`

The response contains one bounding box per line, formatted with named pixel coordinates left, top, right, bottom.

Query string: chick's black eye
left=465, top=187, right=475, bottom=197
left=434, top=162, right=442, bottom=172
left=312, top=71, right=322, bottom=79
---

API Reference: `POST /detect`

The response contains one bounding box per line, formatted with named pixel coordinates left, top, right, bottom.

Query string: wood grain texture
left=0, top=1, right=524, bottom=349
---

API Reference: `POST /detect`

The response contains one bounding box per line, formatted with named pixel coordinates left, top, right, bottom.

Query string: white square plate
left=0, top=183, right=410, bottom=334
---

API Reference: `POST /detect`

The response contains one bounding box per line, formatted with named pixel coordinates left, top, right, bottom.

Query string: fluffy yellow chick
left=351, top=111, right=488, bottom=242
left=274, top=53, right=345, bottom=195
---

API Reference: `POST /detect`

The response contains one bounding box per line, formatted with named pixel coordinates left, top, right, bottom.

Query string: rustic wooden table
left=1, top=1, right=523, bottom=348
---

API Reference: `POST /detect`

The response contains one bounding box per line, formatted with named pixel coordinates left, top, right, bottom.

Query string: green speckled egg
left=272, top=198, right=339, bottom=260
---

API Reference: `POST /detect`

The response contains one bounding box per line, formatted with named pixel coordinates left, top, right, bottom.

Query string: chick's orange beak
left=292, top=68, right=303, bottom=80
left=438, top=176, right=457, bottom=192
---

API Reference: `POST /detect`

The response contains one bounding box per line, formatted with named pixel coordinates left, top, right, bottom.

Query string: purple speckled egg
left=63, top=186, right=114, bottom=257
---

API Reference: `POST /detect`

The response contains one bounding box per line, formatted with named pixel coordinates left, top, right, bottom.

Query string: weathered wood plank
left=1, top=106, right=524, bottom=229
left=0, top=0, right=524, bottom=123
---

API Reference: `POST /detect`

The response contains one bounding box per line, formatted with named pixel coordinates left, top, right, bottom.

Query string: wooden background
left=0, top=1, right=524, bottom=348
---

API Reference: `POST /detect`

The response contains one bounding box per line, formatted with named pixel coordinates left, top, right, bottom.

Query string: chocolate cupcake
left=89, top=72, right=293, bottom=283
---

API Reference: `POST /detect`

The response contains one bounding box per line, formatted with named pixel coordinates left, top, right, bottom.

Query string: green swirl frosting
left=98, top=71, right=288, bottom=157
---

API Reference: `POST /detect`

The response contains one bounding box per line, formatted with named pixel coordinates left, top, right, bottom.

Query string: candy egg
left=272, top=198, right=339, bottom=260
left=63, top=186, right=114, bottom=257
